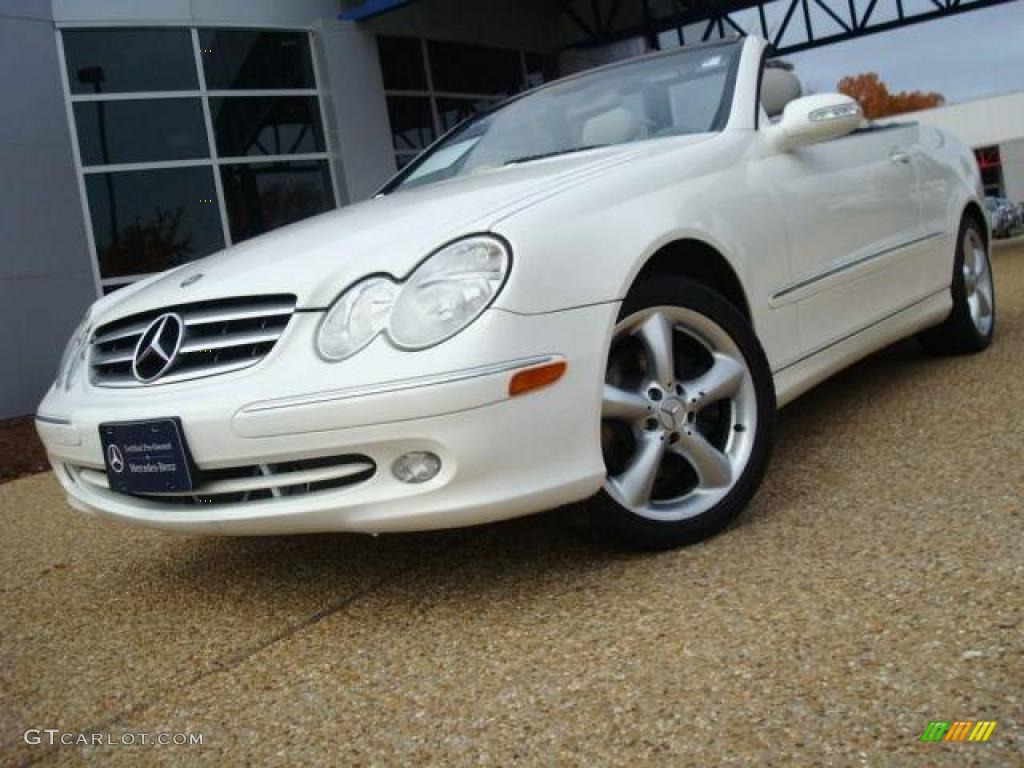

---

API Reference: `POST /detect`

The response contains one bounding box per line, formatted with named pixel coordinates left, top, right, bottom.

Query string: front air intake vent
left=89, top=295, right=296, bottom=387
left=65, top=454, right=376, bottom=506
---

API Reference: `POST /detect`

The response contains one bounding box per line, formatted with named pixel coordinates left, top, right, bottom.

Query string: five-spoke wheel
left=593, top=276, right=774, bottom=549
left=602, top=307, right=756, bottom=521
left=962, top=228, right=994, bottom=337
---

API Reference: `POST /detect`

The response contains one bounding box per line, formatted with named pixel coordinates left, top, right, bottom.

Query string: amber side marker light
left=509, top=360, right=567, bottom=397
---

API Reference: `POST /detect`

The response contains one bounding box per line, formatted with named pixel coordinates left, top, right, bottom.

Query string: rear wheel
left=592, top=276, right=775, bottom=550
left=918, top=215, right=995, bottom=354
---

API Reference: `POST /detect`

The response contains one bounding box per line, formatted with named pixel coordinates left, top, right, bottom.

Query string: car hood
left=93, top=135, right=715, bottom=323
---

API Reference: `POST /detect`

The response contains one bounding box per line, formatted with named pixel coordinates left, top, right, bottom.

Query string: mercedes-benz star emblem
left=658, top=398, right=687, bottom=431
left=107, top=444, right=125, bottom=473
left=180, top=273, right=204, bottom=288
left=132, top=313, right=184, bottom=383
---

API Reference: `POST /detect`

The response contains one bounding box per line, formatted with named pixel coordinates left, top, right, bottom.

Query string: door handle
left=890, top=150, right=911, bottom=165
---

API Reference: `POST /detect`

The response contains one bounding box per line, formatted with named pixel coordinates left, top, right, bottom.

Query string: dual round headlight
left=316, top=235, right=510, bottom=362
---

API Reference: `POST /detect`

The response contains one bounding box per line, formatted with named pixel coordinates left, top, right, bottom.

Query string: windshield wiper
left=504, top=144, right=608, bottom=166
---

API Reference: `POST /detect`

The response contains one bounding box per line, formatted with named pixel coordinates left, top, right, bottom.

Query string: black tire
left=591, top=275, right=775, bottom=551
left=918, top=214, right=995, bottom=355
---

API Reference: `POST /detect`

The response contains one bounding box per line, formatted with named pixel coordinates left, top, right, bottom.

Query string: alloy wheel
left=962, top=229, right=994, bottom=336
left=601, top=306, right=757, bottom=522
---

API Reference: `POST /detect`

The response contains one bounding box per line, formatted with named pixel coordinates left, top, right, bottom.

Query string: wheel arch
left=962, top=199, right=989, bottom=243
left=632, top=238, right=752, bottom=321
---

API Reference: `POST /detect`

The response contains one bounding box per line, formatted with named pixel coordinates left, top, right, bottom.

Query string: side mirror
left=767, top=93, right=863, bottom=151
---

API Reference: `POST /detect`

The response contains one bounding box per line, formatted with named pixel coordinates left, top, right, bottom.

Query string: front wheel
left=592, top=276, right=775, bottom=550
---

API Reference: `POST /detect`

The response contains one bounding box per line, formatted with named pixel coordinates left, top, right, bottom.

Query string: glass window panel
left=386, top=96, right=435, bottom=150
left=378, top=36, right=427, bottom=90
left=63, top=29, right=198, bottom=95
left=524, top=53, right=558, bottom=88
left=210, top=96, right=325, bottom=158
left=436, top=97, right=497, bottom=131
left=395, top=153, right=418, bottom=170
left=428, top=41, right=522, bottom=96
left=85, top=167, right=224, bottom=278
left=74, top=99, right=209, bottom=166
left=199, top=30, right=314, bottom=90
left=221, top=160, right=335, bottom=243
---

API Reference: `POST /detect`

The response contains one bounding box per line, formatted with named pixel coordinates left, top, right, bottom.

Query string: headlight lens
left=316, top=235, right=510, bottom=362
left=317, top=277, right=398, bottom=361
left=57, top=315, right=92, bottom=390
left=389, top=236, right=509, bottom=349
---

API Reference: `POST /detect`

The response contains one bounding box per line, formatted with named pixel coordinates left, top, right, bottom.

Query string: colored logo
left=920, top=720, right=997, bottom=742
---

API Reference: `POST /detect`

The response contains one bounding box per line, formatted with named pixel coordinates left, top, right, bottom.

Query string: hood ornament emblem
left=132, top=313, right=184, bottom=383
left=180, top=273, right=204, bottom=288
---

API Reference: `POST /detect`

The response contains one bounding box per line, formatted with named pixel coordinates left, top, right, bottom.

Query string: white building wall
left=0, top=1, right=95, bottom=419
left=898, top=91, right=1024, bottom=200
left=999, top=138, right=1024, bottom=202
left=316, top=22, right=398, bottom=200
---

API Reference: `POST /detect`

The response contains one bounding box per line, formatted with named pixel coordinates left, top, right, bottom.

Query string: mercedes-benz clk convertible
left=36, top=36, right=995, bottom=549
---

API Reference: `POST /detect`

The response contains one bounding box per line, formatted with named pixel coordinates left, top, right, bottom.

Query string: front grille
left=89, top=295, right=296, bottom=387
left=66, top=454, right=376, bottom=507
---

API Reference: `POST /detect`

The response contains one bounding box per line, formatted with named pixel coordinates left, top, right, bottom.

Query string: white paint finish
left=87, top=144, right=657, bottom=320
left=39, top=305, right=611, bottom=534
left=773, top=289, right=951, bottom=408
left=914, top=124, right=959, bottom=238
left=37, top=37, right=982, bottom=533
left=758, top=123, right=924, bottom=355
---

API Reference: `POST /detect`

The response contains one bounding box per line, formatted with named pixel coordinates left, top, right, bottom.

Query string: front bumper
left=36, top=304, right=617, bottom=535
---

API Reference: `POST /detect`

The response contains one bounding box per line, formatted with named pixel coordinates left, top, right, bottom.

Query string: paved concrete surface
left=2, top=246, right=1022, bottom=767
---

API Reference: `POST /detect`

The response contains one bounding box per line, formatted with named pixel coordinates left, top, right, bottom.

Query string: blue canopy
left=338, top=0, right=414, bottom=21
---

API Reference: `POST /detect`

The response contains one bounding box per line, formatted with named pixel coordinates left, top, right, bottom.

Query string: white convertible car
left=37, top=36, right=995, bottom=548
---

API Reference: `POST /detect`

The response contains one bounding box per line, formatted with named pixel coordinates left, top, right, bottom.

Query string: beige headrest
left=582, top=107, right=641, bottom=147
left=762, top=68, right=803, bottom=118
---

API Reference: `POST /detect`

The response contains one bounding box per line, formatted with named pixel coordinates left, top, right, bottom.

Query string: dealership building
left=1, top=0, right=1022, bottom=418
left=900, top=92, right=1024, bottom=200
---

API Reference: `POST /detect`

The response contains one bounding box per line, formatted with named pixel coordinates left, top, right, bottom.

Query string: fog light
left=392, top=451, right=441, bottom=484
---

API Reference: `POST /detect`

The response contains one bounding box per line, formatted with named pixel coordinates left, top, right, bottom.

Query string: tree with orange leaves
left=837, top=73, right=944, bottom=119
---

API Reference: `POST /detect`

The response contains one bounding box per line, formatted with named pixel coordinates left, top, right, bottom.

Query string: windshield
left=384, top=41, right=743, bottom=193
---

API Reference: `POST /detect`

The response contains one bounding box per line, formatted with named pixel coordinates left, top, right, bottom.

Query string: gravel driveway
left=2, top=244, right=1021, bottom=767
